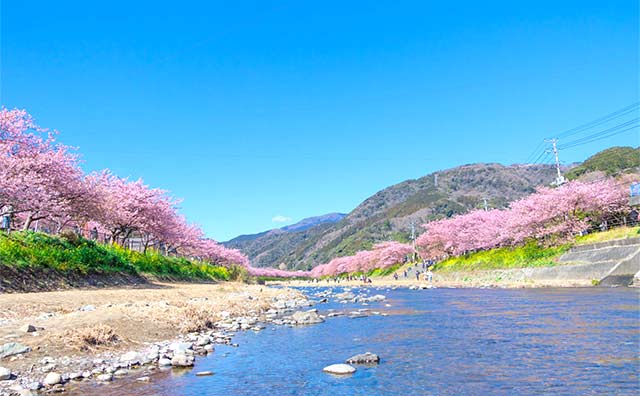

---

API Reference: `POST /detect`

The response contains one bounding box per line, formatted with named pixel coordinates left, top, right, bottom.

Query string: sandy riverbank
left=0, top=282, right=305, bottom=395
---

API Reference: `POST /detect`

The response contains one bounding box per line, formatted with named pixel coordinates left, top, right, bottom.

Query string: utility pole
left=483, top=198, right=488, bottom=211
left=434, top=173, right=438, bottom=187
left=410, top=221, right=416, bottom=248
left=410, top=220, right=417, bottom=262
left=545, top=138, right=565, bottom=186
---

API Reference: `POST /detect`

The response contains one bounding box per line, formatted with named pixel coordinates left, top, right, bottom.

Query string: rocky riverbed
left=0, top=282, right=328, bottom=395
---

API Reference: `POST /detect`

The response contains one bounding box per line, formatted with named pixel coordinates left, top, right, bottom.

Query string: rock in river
left=323, top=364, right=356, bottom=375
left=291, top=310, right=324, bottom=325
left=346, top=352, right=380, bottom=364
left=171, top=353, right=195, bottom=367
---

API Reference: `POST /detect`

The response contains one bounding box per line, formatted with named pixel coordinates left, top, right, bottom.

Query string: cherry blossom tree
left=416, top=179, right=632, bottom=258
left=0, top=108, right=93, bottom=231
left=311, top=241, right=414, bottom=277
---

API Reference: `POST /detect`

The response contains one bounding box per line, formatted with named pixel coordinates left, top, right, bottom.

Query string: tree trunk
left=22, top=213, right=34, bottom=231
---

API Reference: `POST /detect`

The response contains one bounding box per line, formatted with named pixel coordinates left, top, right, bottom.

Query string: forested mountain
left=566, top=146, right=639, bottom=180
left=224, top=146, right=638, bottom=270
left=225, top=163, right=560, bottom=269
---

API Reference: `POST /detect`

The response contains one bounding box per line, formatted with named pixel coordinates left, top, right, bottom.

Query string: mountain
left=225, top=162, right=560, bottom=269
left=223, top=213, right=346, bottom=267
left=280, top=213, right=347, bottom=233
left=225, top=146, right=637, bottom=270
left=566, top=146, right=639, bottom=180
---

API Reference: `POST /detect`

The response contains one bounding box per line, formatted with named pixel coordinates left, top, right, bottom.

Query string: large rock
left=169, top=342, right=193, bottom=354
left=171, top=354, right=195, bottom=367
left=334, top=292, right=356, bottom=300
left=43, top=372, right=62, bottom=386
left=0, top=367, right=11, bottom=381
left=367, top=295, right=386, bottom=302
left=346, top=352, right=380, bottom=364
left=120, top=351, right=141, bottom=363
left=0, top=342, right=31, bottom=358
left=20, top=324, right=37, bottom=333
left=291, top=310, right=324, bottom=325
left=322, top=364, right=356, bottom=375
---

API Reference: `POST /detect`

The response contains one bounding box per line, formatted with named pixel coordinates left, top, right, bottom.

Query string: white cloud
left=272, top=215, right=292, bottom=223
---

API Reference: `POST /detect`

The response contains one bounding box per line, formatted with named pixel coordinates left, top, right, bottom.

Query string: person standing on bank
left=1, top=205, right=13, bottom=233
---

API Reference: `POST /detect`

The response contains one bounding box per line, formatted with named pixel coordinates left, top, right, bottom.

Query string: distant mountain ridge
left=224, top=213, right=346, bottom=246
left=280, top=213, right=346, bottom=232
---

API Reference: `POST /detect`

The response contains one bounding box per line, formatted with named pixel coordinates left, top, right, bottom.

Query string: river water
left=71, top=287, right=639, bottom=395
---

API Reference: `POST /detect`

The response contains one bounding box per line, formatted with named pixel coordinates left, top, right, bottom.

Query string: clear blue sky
left=1, top=1, right=638, bottom=241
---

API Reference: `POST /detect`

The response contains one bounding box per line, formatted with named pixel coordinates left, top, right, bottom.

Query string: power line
left=560, top=126, right=638, bottom=150
left=558, top=121, right=639, bottom=150
left=525, top=101, right=639, bottom=164
left=525, top=141, right=546, bottom=163
left=554, top=102, right=639, bottom=140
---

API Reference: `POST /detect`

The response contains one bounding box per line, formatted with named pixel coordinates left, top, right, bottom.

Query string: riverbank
left=0, top=282, right=309, bottom=395
left=0, top=232, right=237, bottom=294
left=273, top=274, right=592, bottom=289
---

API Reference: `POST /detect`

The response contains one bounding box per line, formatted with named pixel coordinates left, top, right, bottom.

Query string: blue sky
left=1, top=1, right=638, bottom=241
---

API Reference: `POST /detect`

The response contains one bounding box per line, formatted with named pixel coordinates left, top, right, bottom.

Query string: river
left=69, top=287, right=640, bottom=395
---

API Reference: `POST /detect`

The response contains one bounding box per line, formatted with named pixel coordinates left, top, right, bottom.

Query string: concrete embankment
left=432, top=237, right=640, bottom=287
left=553, top=237, right=640, bottom=286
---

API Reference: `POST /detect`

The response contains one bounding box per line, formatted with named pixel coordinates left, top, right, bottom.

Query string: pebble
left=20, top=324, right=37, bottom=333
left=43, top=372, right=62, bottom=386
left=27, top=382, right=41, bottom=391
left=0, top=367, right=11, bottom=380
left=96, top=373, right=113, bottom=382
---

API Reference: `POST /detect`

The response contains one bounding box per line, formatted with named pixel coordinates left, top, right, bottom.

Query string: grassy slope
left=566, top=146, right=639, bottom=180
left=0, top=231, right=233, bottom=281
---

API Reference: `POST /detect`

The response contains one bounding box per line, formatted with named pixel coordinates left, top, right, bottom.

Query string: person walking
left=1, top=205, right=12, bottom=233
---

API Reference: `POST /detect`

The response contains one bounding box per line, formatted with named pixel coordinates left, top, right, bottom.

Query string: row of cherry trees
left=310, top=241, right=414, bottom=277
left=416, top=178, right=631, bottom=258
left=0, top=108, right=260, bottom=269
left=310, top=178, right=632, bottom=277
left=4, top=108, right=633, bottom=278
